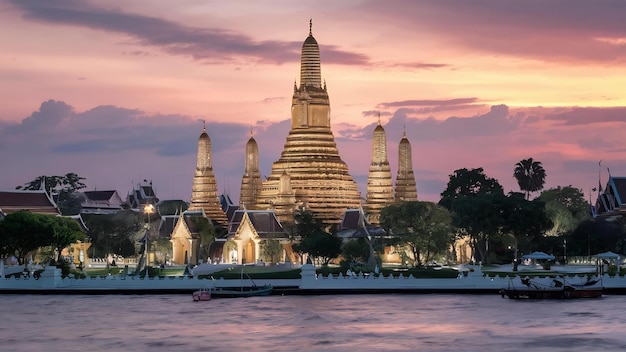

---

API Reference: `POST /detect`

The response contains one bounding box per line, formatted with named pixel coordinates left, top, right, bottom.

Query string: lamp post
left=144, top=204, right=155, bottom=271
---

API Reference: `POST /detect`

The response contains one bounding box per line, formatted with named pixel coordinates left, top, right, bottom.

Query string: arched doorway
left=243, top=239, right=255, bottom=264
left=223, top=240, right=238, bottom=264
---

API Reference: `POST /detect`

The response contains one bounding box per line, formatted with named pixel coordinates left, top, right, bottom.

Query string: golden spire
left=202, top=120, right=206, bottom=133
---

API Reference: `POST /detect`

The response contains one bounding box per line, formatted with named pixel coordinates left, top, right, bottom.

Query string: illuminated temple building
left=251, top=21, right=362, bottom=226
left=394, top=129, right=418, bottom=203
left=188, top=123, right=229, bottom=227
left=365, top=116, right=394, bottom=225
left=192, top=21, right=418, bottom=228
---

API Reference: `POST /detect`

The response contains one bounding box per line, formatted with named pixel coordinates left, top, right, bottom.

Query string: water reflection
left=1, top=294, right=624, bottom=352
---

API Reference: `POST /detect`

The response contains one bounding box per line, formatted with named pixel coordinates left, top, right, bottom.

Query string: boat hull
left=210, top=285, right=273, bottom=298
left=500, top=277, right=603, bottom=299
left=192, top=289, right=211, bottom=301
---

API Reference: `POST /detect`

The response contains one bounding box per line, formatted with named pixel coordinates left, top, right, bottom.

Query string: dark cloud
left=384, top=62, right=450, bottom=70
left=545, top=107, right=626, bottom=126
left=337, top=104, right=518, bottom=144
left=9, top=0, right=369, bottom=66
left=362, top=110, right=393, bottom=118
left=3, top=98, right=626, bottom=203
left=379, top=98, right=480, bottom=108
left=7, top=99, right=74, bottom=134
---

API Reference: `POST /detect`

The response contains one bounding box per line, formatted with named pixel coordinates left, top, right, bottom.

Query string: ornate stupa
left=394, top=129, right=418, bottom=202
left=239, top=128, right=262, bottom=210
left=189, top=123, right=229, bottom=226
left=365, top=115, right=393, bottom=225
left=254, top=20, right=362, bottom=225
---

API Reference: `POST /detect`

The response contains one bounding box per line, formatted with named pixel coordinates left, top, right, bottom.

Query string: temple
left=239, top=129, right=262, bottom=210
left=188, top=123, right=229, bottom=227
left=365, top=115, right=394, bottom=225
left=253, top=21, right=362, bottom=226
left=394, top=129, right=418, bottom=203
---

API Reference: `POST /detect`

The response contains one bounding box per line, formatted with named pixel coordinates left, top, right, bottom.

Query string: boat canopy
left=521, top=252, right=555, bottom=260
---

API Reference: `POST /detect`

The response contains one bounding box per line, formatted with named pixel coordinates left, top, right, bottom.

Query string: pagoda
left=254, top=21, right=362, bottom=225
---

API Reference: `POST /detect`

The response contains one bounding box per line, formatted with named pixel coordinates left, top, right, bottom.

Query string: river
left=1, top=293, right=624, bottom=351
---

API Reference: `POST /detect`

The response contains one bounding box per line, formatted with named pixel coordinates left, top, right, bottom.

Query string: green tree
left=567, top=219, right=626, bottom=257
left=50, top=216, right=85, bottom=263
left=261, top=235, right=283, bottom=264
left=341, top=238, right=370, bottom=263
left=380, top=201, right=455, bottom=267
left=0, top=211, right=54, bottom=266
left=157, top=200, right=189, bottom=216
left=447, top=194, right=504, bottom=263
left=499, top=193, right=553, bottom=270
left=439, top=168, right=504, bottom=208
left=537, top=186, right=590, bottom=237
left=439, top=168, right=505, bottom=263
left=191, top=216, right=216, bottom=262
left=83, top=210, right=142, bottom=258
left=294, top=209, right=323, bottom=238
left=299, top=230, right=343, bottom=265
left=514, top=158, right=546, bottom=200
left=292, top=209, right=342, bottom=265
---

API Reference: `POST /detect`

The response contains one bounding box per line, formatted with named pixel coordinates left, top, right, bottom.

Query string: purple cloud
left=8, top=0, right=369, bottom=66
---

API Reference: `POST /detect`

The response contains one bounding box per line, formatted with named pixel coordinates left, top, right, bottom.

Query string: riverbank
left=2, top=263, right=626, bottom=295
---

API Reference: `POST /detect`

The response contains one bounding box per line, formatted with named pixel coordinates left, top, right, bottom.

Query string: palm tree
left=514, top=158, right=546, bottom=200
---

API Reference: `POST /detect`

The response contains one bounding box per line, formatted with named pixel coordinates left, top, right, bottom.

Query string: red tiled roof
left=0, top=190, right=60, bottom=215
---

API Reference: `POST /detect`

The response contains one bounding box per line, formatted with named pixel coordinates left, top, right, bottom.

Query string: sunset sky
left=2, top=0, right=626, bottom=205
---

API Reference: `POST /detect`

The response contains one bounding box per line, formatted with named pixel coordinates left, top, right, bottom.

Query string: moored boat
left=500, top=276, right=603, bottom=299
left=192, top=288, right=211, bottom=301
left=211, top=284, right=273, bottom=298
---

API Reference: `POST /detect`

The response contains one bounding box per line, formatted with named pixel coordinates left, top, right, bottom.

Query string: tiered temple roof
left=189, top=124, right=228, bottom=227
left=254, top=21, right=362, bottom=225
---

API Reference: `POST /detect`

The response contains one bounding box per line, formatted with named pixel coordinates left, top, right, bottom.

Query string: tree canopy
left=439, top=168, right=505, bottom=263
left=0, top=211, right=84, bottom=265
left=380, top=201, right=455, bottom=267
left=292, top=209, right=342, bottom=265
left=439, top=168, right=504, bottom=208
left=537, top=186, right=590, bottom=237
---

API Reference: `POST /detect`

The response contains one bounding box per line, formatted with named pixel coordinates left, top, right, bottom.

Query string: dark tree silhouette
left=514, top=158, right=546, bottom=200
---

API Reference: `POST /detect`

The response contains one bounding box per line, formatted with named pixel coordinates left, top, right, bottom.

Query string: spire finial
left=250, top=125, right=253, bottom=137
left=203, top=120, right=206, bottom=132
left=403, top=124, right=407, bottom=138
left=377, top=110, right=381, bottom=125
left=309, top=18, right=312, bottom=36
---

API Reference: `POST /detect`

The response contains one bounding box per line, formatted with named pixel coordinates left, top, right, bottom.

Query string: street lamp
left=144, top=204, right=155, bottom=270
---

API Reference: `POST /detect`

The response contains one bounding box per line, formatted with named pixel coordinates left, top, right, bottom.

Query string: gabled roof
left=594, top=176, right=626, bottom=219
left=67, top=214, right=89, bottom=233
left=228, top=210, right=286, bottom=238
left=81, top=190, right=125, bottom=214
left=158, top=215, right=179, bottom=238
left=337, top=209, right=387, bottom=240
left=340, top=209, right=366, bottom=230
left=220, top=194, right=239, bottom=221
left=167, top=210, right=215, bottom=240
left=83, top=190, right=116, bottom=201
left=127, top=181, right=159, bottom=210
left=0, top=189, right=60, bottom=215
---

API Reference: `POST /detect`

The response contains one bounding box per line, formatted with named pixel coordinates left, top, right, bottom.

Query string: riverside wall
left=1, top=264, right=626, bottom=295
